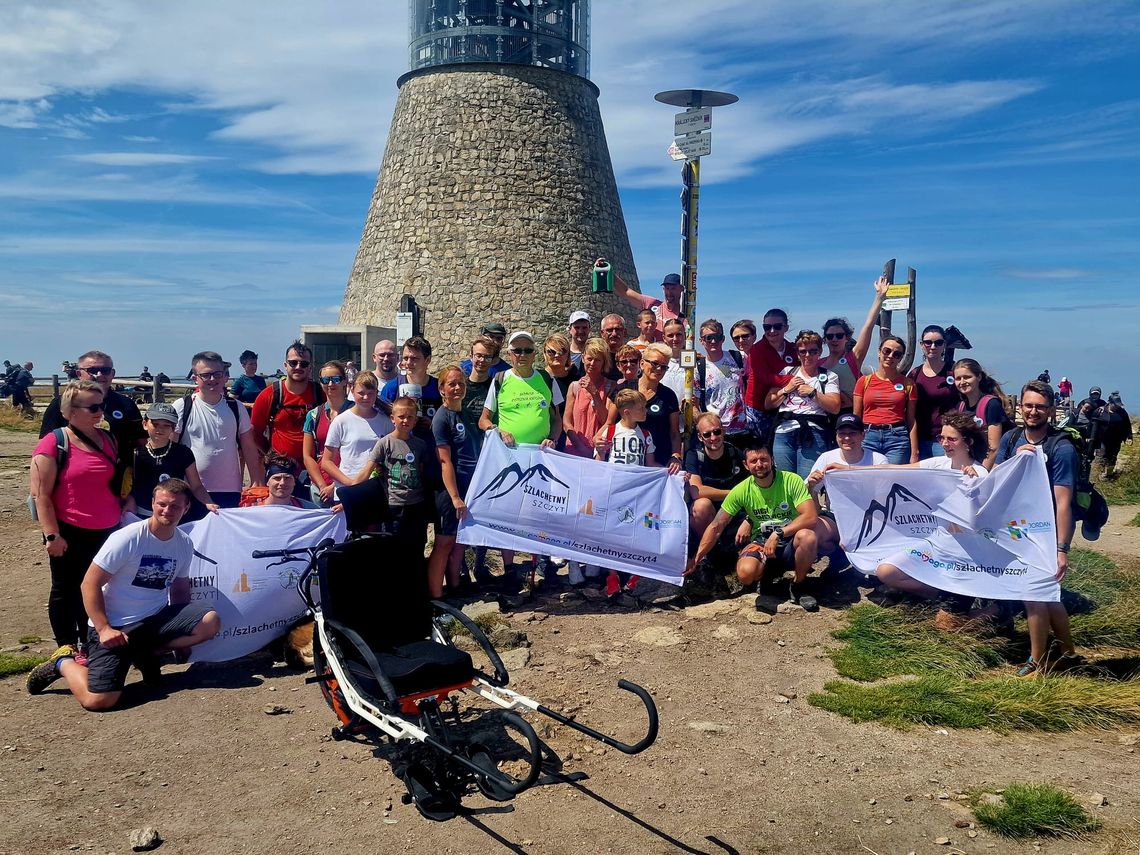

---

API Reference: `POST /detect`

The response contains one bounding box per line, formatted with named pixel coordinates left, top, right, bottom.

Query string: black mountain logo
left=472, top=462, right=571, bottom=503
left=855, top=483, right=933, bottom=549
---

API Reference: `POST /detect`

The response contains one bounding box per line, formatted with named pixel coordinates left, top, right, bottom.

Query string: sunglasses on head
left=510, top=347, right=535, bottom=355
left=82, top=365, right=114, bottom=375
left=700, top=427, right=724, bottom=438
left=286, top=359, right=311, bottom=369
left=922, top=339, right=945, bottom=347
left=77, top=402, right=106, bottom=413
left=762, top=323, right=785, bottom=332
left=825, top=332, right=847, bottom=341
left=319, top=375, right=344, bottom=385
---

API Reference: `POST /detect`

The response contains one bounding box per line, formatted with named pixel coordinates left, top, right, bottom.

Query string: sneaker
left=516, top=573, right=536, bottom=599
left=26, top=645, right=75, bottom=695
left=788, top=582, right=818, bottom=612
left=73, top=644, right=89, bottom=667
left=604, top=572, right=621, bottom=599
left=623, top=575, right=641, bottom=592
left=1016, top=657, right=1039, bottom=678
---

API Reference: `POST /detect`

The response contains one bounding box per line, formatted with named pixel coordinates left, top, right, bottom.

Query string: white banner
left=458, top=432, right=688, bottom=583
left=182, top=507, right=347, bottom=662
left=825, top=452, right=1060, bottom=602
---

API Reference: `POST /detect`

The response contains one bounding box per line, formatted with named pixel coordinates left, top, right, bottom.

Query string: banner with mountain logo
left=459, top=432, right=688, bottom=582
left=824, top=451, right=1060, bottom=602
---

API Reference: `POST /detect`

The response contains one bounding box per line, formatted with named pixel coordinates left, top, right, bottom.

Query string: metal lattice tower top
left=409, top=0, right=590, bottom=78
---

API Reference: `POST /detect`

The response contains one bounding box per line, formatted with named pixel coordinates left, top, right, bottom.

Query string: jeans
left=773, top=426, right=830, bottom=479
left=918, top=438, right=946, bottom=460
left=864, top=424, right=911, bottom=464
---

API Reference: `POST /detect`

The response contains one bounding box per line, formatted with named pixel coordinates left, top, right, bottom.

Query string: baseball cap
left=661, top=273, right=682, bottom=287
left=481, top=322, right=508, bottom=337
left=1090, top=386, right=1102, bottom=395
left=568, top=310, right=590, bottom=325
left=508, top=330, right=536, bottom=346
left=145, top=402, right=178, bottom=424
left=835, top=413, right=865, bottom=432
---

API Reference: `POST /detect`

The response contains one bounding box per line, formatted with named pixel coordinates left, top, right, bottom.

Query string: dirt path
left=0, top=429, right=1137, bottom=855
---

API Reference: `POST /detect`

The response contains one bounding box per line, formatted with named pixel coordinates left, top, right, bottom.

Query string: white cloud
left=64, top=151, right=220, bottom=166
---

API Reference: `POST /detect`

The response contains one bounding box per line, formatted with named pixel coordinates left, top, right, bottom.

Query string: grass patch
left=1055, top=550, right=1140, bottom=650
left=1129, top=512, right=1140, bottom=527
left=0, top=652, right=47, bottom=679
left=970, top=783, right=1101, bottom=838
left=828, top=603, right=1006, bottom=682
left=17, top=635, right=42, bottom=645
left=808, top=674, right=1140, bottom=732
left=1099, top=453, right=1140, bottom=506
left=0, top=406, right=38, bottom=433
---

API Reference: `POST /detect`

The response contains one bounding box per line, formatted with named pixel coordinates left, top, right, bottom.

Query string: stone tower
left=340, top=0, right=640, bottom=361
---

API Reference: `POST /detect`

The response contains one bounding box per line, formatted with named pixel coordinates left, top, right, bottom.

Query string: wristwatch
left=42, top=533, right=58, bottom=545
left=773, top=527, right=785, bottom=540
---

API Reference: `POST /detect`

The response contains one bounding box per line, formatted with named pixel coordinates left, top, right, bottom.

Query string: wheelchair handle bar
left=251, top=538, right=337, bottom=560
left=535, top=679, right=659, bottom=755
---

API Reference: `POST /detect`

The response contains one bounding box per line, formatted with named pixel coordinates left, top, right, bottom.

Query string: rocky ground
left=0, top=427, right=1137, bottom=855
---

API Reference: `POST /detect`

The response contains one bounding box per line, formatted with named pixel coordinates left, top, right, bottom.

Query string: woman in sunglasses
left=302, top=360, right=353, bottom=505
left=30, top=380, right=124, bottom=665
left=603, top=343, right=682, bottom=472
left=614, top=344, right=642, bottom=385
left=765, top=330, right=841, bottom=478
left=745, top=309, right=797, bottom=440
left=906, top=324, right=959, bottom=459
left=820, top=276, right=889, bottom=411
left=563, top=338, right=614, bottom=458
left=853, top=336, right=918, bottom=464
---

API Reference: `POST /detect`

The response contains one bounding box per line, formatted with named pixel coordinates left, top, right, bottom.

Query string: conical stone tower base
left=340, top=63, right=641, bottom=362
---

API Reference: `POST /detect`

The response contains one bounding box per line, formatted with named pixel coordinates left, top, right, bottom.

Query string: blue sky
left=1, top=1, right=1137, bottom=404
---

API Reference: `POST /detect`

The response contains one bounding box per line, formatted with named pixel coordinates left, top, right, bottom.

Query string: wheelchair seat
left=344, top=640, right=473, bottom=700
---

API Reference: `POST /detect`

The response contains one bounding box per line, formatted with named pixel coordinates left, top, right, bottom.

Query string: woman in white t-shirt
left=916, top=412, right=989, bottom=479
left=321, top=371, right=394, bottom=489
left=764, top=330, right=841, bottom=479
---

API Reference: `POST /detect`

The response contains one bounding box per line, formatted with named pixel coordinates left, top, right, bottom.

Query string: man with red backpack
left=250, top=341, right=324, bottom=474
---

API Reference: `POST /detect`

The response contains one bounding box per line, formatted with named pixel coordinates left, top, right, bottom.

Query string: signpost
left=654, top=89, right=738, bottom=434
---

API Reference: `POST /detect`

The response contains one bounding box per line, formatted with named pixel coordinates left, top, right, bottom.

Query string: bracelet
left=1057, top=542, right=1071, bottom=553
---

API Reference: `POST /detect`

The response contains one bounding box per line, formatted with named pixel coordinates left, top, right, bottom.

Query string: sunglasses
left=797, top=348, right=821, bottom=355
left=77, top=402, right=106, bottom=413
left=286, top=359, right=311, bottom=369
left=544, top=349, right=566, bottom=358
left=319, top=375, right=344, bottom=385
left=82, top=365, right=114, bottom=375
left=922, top=339, right=945, bottom=347
left=510, top=347, right=535, bottom=355
left=196, top=370, right=226, bottom=381
left=731, top=333, right=755, bottom=341
left=881, top=349, right=904, bottom=358
left=700, top=427, right=724, bottom=439
left=618, top=358, right=640, bottom=366
left=701, top=335, right=723, bottom=343
left=643, top=359, right=668, bottom=369
left=762, top=323, right=786, bottom=332
left=825, top=332, right=847, bottom=341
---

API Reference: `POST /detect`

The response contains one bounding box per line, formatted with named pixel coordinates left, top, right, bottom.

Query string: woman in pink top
left=563, top=338, right=613, bottom=458
left=30, top=380, right=123, bottom=657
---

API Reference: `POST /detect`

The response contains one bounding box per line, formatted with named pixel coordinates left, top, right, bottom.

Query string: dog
left=282, top=619, right=315, bottom=670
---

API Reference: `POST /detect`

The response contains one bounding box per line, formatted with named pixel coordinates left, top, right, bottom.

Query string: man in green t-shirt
left=687, top=444, right=821, bottom=610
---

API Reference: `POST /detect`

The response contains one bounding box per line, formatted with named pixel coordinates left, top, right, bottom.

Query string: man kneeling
left=687, top=444, right=821, bottom=611
left=27, top=479, right=220, bottom=710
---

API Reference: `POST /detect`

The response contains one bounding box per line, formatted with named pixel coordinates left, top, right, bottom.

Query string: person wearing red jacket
left=746, top=308, right=799, bottom=439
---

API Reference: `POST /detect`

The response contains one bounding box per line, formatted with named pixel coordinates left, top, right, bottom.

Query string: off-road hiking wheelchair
left=252, top=489, right=658, bottom=821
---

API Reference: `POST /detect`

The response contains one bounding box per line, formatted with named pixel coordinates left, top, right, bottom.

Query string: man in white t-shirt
left=174, top=350, right=265, bottom=507
left=698, top=318, right=747, bottom=442
left=805, top=414, right=888, bottom=561
left=26, top=479, right=221, bottom=710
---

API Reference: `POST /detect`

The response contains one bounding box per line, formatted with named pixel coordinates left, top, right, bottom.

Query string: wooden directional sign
left=674, top=132, right=712, bottom=159
left=674, top=107, right=712, bottom=135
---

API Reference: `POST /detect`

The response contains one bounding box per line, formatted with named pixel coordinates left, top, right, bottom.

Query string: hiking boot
left=788, top=581, right=818, bottom=612
left=26, top=645, right=76, bottom=695
left=1015, top=657, right=1040, bottom=678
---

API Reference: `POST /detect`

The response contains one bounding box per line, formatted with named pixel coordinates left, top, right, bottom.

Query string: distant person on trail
left=138, top=366, right=153, bottom=383
left=230, top=350, right=267, bottom=408
left=250, top=341, right=324, bottom=475
left=1074, top=386, right=1106, bottom=438
left=372, top=339, right=400, bottom=385
left=10, top=361, right=35, bottom=414
left=40, top=350, right=144, bottom=474
left=25, top=479, right=222, bottom=710
left=174, top=351, right=264, bottom=508
left=1092, top=392, right=1132, bottom=479
left=1058, top=376, right=1072, bottom=402
left=1038, top=369, right=1051, bottom=384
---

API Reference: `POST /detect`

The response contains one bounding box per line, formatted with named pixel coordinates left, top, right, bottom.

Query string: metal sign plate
left=674, top=108, right=712, bottom=135
left=882, top=298, right=909, bottom=311
left=673, top=132, right=712, bottom=158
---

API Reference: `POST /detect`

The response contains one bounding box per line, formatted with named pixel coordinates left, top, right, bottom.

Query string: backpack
left=1005, top=426, right=1108, bottom=529
left=177, top=393, right=241, bottom=445
left=958, top=394, right=1015, bottom=434
left=28, top=428, right=121, bottom=520
left=266, top=379, right=323, bottom=448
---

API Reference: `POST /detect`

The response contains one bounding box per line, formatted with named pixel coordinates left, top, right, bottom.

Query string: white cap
left=508, top=330, right=536, bottom=346
left=568, top=310, right=590, bottom=325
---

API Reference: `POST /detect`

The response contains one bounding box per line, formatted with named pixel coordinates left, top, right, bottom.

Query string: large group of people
left=20, top=270, right=1134, bottom=712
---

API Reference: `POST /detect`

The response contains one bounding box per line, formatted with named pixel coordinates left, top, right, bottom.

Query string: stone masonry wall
left=340, top=63, right=643, bottom=363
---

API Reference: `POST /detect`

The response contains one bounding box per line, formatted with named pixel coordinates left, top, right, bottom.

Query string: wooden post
left=154, top=379, right=165, bottom=403
left=901, top=266, right=917, bottom=373
left=52, top=374, right=60, bottom=398
left=876, top=258, right=897, bottom=346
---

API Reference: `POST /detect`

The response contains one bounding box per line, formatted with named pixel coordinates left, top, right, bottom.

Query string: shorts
left=739, top=537, right=795, bottom=572
left=85, top=602, right=214, bottom=694
left=435, top=490, right=460, bottom=537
